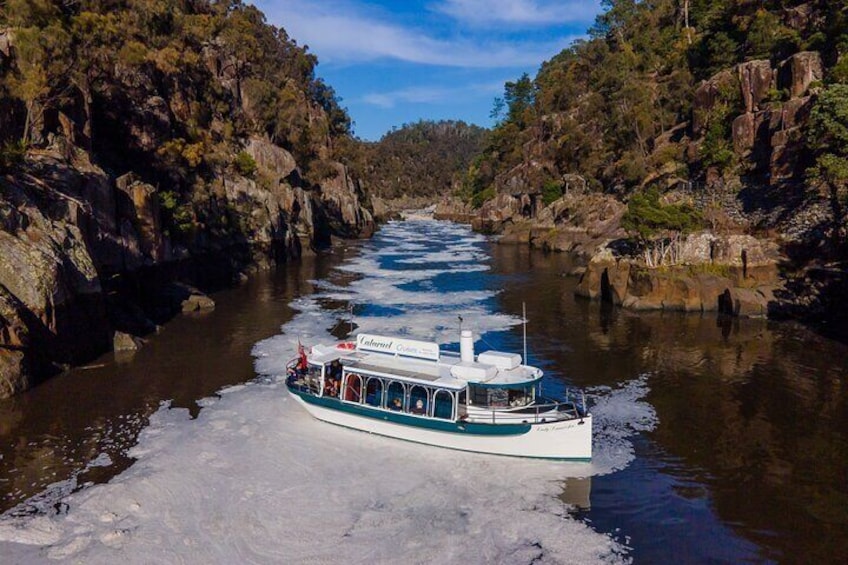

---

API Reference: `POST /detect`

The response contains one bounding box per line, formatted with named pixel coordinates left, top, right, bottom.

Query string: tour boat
left=285, top=330, right=592, bottom=460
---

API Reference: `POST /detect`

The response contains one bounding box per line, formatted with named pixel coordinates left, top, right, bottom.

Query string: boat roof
left=308, top=337, right=542, bottom=391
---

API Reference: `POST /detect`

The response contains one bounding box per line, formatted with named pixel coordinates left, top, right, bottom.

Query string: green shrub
left=0, top=140, right=26, bottom=173
left=233, top=151, right=257, bottom=177
left=158, top=190, right=194, bottom=236
left=622, top=187, right=703, bottom=240
left=471, top=186, right=495, bottom=208
left=541, top=179, right=563, bottom=206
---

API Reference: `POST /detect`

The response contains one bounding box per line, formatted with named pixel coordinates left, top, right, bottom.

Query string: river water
left=1, top=219, right=847, bottom=563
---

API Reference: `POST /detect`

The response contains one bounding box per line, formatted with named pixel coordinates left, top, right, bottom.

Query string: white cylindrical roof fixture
left=460, top=329, right=474, bottom=363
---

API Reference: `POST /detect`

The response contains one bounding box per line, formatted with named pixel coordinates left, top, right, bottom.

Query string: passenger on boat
left=324, top=377, right=339, bottom=398
left=389, top=398, right=402, bottom=411
left=411, top=399, right=426, bottom=415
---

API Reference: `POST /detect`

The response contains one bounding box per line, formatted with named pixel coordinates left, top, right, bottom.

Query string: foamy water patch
left=584, top=376, right=658, bottom=476
left=0, top=381, right=630, bottom=563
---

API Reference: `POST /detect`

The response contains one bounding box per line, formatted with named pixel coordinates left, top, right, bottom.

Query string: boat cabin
left=290, top=332, right=561, bottom=424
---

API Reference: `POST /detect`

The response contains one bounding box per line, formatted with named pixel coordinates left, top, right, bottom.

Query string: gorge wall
left=439, top=1, right=848, bottom=335
left=0, top=2, right=373, bottom=398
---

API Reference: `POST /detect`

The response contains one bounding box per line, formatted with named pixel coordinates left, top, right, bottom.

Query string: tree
left=502, top=73, right=535, bottom=128
left=5, top=17, right=73, bottom=144
left=806, top=83, right=848, bottom=243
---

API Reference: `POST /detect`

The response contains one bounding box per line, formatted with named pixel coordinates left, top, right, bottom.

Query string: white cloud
left=361, top=81, right=504, bottom=109
left=433, top=0, right=602, bottom=26
left=253, top=0, right=578, bottom=68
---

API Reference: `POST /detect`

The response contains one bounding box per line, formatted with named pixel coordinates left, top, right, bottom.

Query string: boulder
left=246, top=136, right=298, bottom=181
left=0, top=348, right=27, bottom=400
left=718, top=287, right=770, bottom=318
left=113, top=331, right=143, bottom=351
left=473, top=193, right=525, bottom=234
left=732, top=113, right=756, bottom=154
left=783, top=3, right=815, bottom=32
left=433, top=198, right=475, bottom=223
left=181, top=292, right=215, bottom=313
left=575, top=249, right=630, bottom=304
left=737, top=59, right=774, bottom=113
left=779, top=51, right=822, bottom=99
left=127, top=96, right=172, bottom=152
left=769, top=127, right=804, bottom=184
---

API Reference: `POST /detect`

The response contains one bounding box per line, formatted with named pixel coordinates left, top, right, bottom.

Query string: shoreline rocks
left=573, top=233, right=783, bottom=318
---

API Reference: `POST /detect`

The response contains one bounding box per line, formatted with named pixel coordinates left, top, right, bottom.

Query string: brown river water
left=1, top=225, right=847, bottom=564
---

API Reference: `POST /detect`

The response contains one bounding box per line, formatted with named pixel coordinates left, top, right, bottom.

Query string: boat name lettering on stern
left=537, top=422, right=578, bottom=432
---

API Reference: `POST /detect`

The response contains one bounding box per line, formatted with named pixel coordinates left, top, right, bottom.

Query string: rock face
left=574, top=233, right=781, bottom=317
left=0, top=142, right=373, bottom=398
left=779, top=51, right=823, bottom=99
left=0, top=4, right=377, bottom=399
left=0, top=142, right=373, bottom=400
left=698, top=52, right=821, bottom=187
left=738, top=59, right=775, bottom=113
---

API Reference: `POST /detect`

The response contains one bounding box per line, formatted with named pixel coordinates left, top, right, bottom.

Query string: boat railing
left=285, top=357, right=321, bottom=395
left=466, top=390, right=588, bottom=425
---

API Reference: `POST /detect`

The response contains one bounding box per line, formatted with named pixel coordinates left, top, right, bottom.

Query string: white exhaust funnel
left=460, top=329, right=474, bottom=363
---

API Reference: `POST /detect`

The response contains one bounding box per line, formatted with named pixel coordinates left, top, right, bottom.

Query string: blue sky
left=252, top=0, right=604, bottom=141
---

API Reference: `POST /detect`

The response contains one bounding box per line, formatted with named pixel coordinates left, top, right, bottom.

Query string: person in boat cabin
left=324, top=377, right=339, bottom=398
left=323, top=360, right=343, bottom=398
left=390, top=398, right=402, bottom=411
left=411, top=399, right=426, bottom=415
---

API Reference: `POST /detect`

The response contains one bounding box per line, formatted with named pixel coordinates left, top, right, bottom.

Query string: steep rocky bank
left=439, top=2, right=848, bottom=336
left=0, top=137, right=373, bottom=399
left=0, top=2, right=374, bottom=398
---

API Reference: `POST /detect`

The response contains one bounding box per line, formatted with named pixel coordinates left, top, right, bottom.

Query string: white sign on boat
left=356, top=333, right=440, bottom=361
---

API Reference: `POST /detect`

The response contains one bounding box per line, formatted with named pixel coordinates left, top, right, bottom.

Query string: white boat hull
left=289, top=390, right=592, bottom=460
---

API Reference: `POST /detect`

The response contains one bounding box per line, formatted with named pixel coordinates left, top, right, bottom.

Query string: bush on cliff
left=622, top=186, right=703, bottom=245
left=233, top=151, right=257, bottom=177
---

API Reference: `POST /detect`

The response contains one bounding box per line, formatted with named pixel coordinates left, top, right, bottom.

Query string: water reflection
left=491, top=243, right=848, bottom=563
left=561, top=477, right=592, bottom=511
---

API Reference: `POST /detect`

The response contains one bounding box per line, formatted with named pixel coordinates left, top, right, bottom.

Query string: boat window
left=344, top=373, right=362, bottom=403
left=365, top=378, right=383, bottom=407
left=468, top=385, right=531, bottom=408
left=433, top=390, right=453, bottom=420
left=468, top=385, right=486, bottom=406
left=508, top=386, right=534, bottom=407
left=386, top=381, right=405, bottom=411
left=487, top=388, right=509, bottom=408
left=306, top=364, right=323, bottom=394
left=408, top=385, right=429, bottom=416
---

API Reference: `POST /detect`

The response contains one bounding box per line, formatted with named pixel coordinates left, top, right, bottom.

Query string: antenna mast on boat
left=522, top=302, right=527, bottom=364
left=349, top=302, right=355, bottom=336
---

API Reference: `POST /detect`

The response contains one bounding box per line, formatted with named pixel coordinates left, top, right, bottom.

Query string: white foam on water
left=0, top=380, right=632, bottom=564
left=0, top=219, right=655, bottom=563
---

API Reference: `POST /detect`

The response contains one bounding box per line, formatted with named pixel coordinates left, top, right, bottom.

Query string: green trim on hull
left=289, top=385, right=532, bottom=436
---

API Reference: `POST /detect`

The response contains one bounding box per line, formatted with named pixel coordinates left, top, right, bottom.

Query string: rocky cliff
left=0, top=1, right=374, bottom=398
left=455, top=1, right=848, bottom=336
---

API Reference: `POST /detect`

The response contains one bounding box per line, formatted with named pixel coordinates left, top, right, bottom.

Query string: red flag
left=297, top=339, right=308, bottom=370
